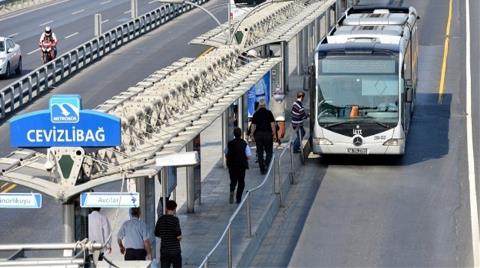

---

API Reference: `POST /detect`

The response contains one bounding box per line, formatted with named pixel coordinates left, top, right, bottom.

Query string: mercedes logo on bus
left=353, top=136, right=363, bottom=147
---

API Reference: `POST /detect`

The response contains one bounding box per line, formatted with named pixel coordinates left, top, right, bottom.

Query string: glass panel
left=0, top=41, right=5, bottom=52
left=317, top=56, right=399, bottom=125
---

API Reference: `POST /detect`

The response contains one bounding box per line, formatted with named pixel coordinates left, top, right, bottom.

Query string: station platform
left=100, top=87, right=308, bottom=267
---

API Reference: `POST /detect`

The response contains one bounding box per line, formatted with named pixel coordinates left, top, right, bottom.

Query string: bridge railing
left=0, top=0, right=208, bottom=119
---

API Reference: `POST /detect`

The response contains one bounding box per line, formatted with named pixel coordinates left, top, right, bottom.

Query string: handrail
left=0, top=0, right=209, bottom=121
left=198, top=133, right=296, bottom=268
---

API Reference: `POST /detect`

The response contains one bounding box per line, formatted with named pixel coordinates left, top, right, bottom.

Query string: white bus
left=312, top=6, right=419, bottom=155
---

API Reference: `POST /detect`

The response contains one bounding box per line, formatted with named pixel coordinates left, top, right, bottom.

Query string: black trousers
left=161, top=252, right=182, bottom=268
left=229, top=167, right=246, bottom=202
left=255, top=131, right=273, bottom=172
left=125, top=248, right=146, bottom=260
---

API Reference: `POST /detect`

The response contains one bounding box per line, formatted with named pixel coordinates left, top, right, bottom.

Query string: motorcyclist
left=38, top=26, right=58, bottom=59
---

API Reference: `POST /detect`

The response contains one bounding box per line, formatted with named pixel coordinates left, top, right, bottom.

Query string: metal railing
left=198, top=134, right=297, bottom=268
left=0, top=0, right=208, bottom=120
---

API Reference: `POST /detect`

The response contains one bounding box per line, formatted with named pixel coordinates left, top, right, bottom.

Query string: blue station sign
left=9, top=95, right=121, bottom=147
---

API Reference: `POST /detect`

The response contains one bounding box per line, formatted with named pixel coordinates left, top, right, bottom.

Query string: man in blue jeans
left=291, top=91, right=308, bottom=153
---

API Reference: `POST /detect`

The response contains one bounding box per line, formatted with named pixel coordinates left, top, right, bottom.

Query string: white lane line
left=71, top=9, right=85, bottom=15
left=124, top=10, right=131, bottom=14
left=100, top=0, right=111, bottom=5
left=0, top=0, right=70, bottom=23
left=466, top=0, right=479, bottom=266
left=65, top=32, right=79, bottom=39
left=8, top=33, right=18, bottom=38
left=40, top=20, right=54, bottom=27
left=102, top=19, right=110, bottom=24
left=148, top=0, right=158, bottom=3
left=27, top=48, right=40, bottom=55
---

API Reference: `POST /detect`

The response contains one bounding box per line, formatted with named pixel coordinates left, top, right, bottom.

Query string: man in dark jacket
left=249, top=99, right=276, bottom=174
left=225, top=127, right=252, bottom=204
left=155, top=200, right=182, bottom=268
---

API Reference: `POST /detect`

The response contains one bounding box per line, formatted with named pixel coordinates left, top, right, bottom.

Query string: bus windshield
left=317, top=55, right=399, bottom=126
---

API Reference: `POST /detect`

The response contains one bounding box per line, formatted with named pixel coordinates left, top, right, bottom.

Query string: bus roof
left=315, top=42, right=399, bottom=56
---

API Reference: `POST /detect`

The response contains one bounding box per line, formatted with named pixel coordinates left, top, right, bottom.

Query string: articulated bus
left=311, top=6, right=419, bottom=155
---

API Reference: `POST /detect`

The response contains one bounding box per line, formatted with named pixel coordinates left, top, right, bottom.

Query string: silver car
left=0, top=37, right=22, bottom=79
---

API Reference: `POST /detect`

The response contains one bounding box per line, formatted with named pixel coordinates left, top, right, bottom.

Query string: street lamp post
left=157, top=0, right=230, bottom=44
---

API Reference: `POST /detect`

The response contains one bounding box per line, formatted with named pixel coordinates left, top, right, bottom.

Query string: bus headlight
left=383, top=138, right=402, bottom=146
left=314, top=138, right=333, bottom=145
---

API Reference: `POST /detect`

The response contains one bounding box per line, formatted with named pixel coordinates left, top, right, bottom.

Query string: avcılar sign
left=9, top=95, right=121, bottom=147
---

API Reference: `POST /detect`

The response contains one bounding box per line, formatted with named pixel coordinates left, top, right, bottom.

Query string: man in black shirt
left=250, top=99, right=276, bottom=174
left=225, top=127, right=252, bottom=204
left=155, top=200, right=182, bottom=268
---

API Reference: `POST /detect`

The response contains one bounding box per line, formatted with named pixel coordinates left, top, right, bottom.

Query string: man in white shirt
left=88, top=208, right=112, bottom=254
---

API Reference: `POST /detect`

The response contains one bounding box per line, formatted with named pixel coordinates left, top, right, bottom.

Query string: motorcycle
left=39, top=39, right=56, bottom=64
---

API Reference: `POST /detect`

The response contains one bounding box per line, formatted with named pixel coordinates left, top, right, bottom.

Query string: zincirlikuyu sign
left=9, top=95, right=121, bottom=148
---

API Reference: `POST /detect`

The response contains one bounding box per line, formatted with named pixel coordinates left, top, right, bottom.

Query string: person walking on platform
left=225, top=127, right=252, bottom=204
left=88, top=207, right=112, bottom=256
left=249, top=99, right=276, bottom=174
left=291, top=91, right=309, bottom=153
left=117, top=207, right=153, bottom=261
left=155, top=200, right=182, bottom=268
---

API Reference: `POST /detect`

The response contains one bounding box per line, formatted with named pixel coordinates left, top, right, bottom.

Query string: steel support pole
left=161, top=168, right=168, bottom=216
left=228, top=226, right=233, bottom=268
left=186, top=141, right=195, bottom=213
left=296, top=33, right=302, bottom=76
left=131, top=0, right=138, bottom=19
left=63, top=203, right=75, bottom=244
left=94, top=13, right=102, bottom=37
left=237, top=96, right=243, bottom=136
left=281, top=41, right=288, bottom=92
left=222, top=110, right=229, bottom=168
left=138, top=175, right=156, bottom=258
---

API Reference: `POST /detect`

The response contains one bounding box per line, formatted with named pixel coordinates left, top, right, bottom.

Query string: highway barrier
left=0, top=0, right=208, bottom=120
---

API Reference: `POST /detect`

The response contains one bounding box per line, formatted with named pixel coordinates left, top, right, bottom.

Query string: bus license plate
left=347, top=148, right=367, bottom=154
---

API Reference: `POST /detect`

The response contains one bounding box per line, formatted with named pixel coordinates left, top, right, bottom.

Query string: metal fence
left=198, top=134, right=298, bottom=268
left=0, top=0, right=208, bottom=120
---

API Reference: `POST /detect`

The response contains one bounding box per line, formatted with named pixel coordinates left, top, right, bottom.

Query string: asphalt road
left=0, top=0, right=226, bottom=246
left=0, top=0, right=173, bottom=88
left=252, top=0, right=476, bottom=267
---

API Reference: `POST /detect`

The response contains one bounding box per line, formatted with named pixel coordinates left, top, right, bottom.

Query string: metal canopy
left=190, top=0, right=304, bottom=49
left=0, top=44, right=280, bottom=199
left=245, top=0, right=337, bottom=50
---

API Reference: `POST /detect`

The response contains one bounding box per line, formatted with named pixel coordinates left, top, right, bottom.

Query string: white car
left=0, top=37, right=22, bottom=79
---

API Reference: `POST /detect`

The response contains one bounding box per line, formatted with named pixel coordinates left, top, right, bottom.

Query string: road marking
left=65, top=32, right=79, bottom=39
left=0, top=0, right=70, bottom=23
left=465, top=0, right=479, bottom=266
left=148, top=0, right=158, bottom=3
left=124, top=10, right=131, bottom=14
left=102, top=19, right=110, bottom=24
left=71, top=9, right=85, bottom=15
left=27, top=48, right=40, bottom=55
left=8, top=33, right=18, bottom=38
left=39, top=20, right=54, bottom=27
left=2, top=184, right=16, bottom=193
left=198, top=47, right=214, bottom=58
left=437, top=0, right=453, bottom=104
left=0, top=183, right=10, bottom=190
left=100, top=0, right=111, bottom=5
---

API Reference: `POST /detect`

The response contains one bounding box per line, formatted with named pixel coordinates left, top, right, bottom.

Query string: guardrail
left=0, top=0, right=208, bottom=120
left=198, top=134, right=297, bottom=268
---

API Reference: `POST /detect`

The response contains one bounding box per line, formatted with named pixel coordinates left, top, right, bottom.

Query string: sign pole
left=63, top=202, right=75, bottom=244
